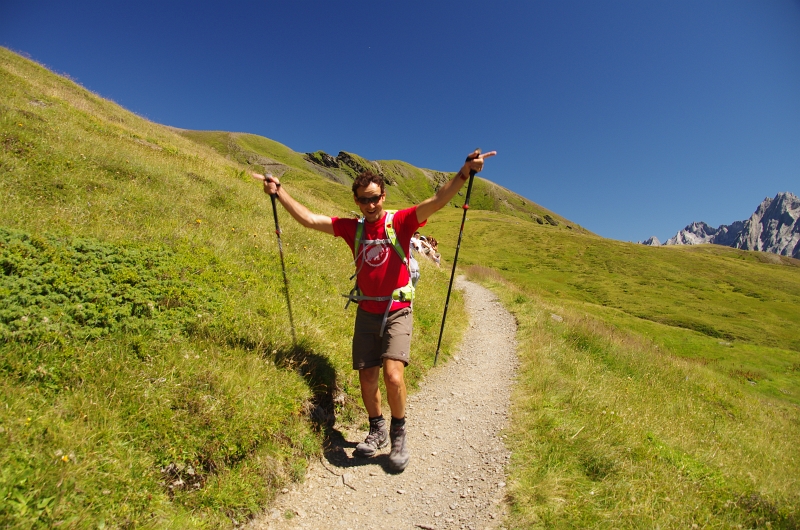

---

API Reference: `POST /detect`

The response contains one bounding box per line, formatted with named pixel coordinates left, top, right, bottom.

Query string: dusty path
left=247, top=278, right=518, bottom=530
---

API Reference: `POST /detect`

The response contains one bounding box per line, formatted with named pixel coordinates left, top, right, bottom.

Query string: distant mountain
left=639, top=236, right=661, bottom=246
left=643, top=192, right=800, bottom=258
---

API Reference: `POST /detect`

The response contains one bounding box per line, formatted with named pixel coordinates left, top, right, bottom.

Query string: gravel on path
left=247, top=277, right=518, bottom=530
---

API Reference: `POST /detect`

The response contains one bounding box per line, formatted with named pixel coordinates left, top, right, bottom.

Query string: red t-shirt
left=332, top=207, right=425, bottom=314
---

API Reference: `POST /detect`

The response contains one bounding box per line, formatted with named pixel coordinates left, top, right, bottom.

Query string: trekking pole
left=433, top=152, right=481, bottom=366
left=268, top=181, right=298, bottom=344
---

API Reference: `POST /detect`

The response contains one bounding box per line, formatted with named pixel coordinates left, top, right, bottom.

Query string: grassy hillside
left=454, top=218, right=800, bottom=527
left=0, top=47, right=465, bottom=528
left=465, top=265, right=800, bottom=528
left=451, top=214, right=800, bottom=401
left=452, top=211, right=799, bottom=527
left=3, top=44, right=798, bottom=529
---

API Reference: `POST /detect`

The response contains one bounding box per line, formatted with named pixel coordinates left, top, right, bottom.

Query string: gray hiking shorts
left=352, top=306, right=413, bottom=370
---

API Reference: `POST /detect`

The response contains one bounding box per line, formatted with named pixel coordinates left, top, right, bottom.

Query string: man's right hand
left=461, top=149, right=497, bottom=178
left=251, top=172, right=280, bottom=196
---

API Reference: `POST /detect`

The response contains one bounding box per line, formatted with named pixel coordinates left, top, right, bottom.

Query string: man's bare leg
left=382, top=359, right=406, bottom=419
left=355, top=366, right=388, bottom=457
left=384, top=359, right=410, bottom=471
left=359, top=366, right=382, bottom=417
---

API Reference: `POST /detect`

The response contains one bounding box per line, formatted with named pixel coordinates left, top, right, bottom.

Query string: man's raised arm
left=415, top=149, right=497, bottom=224
left=252, top=173, right=335, bottom=235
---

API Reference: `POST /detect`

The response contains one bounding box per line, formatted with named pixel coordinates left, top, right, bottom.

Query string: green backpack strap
left=354, top=216, right=366, bottom=263
left=383, top=211, right=407, bottom=265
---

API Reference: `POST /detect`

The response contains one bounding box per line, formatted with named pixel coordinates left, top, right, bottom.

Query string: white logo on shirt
left=364, top=242, right=390, bottom=267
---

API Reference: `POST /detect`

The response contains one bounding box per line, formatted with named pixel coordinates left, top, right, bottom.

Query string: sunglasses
left=356, top=194, right=383, bottom=205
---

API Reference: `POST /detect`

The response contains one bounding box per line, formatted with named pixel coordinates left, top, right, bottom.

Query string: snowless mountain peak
left=639, top=236, right=661, bottom=246
left=653, top=192, right=799, bottom=258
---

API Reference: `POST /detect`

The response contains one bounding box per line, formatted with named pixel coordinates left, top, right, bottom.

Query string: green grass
left=466, top=266, right=799, bottom=528
left=0, top=47, right=466, bottom=528
left=445, top=210, right=800, bottom=400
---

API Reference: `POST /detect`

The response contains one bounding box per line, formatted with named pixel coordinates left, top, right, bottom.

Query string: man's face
left=354, top=182, right=385, bottom=222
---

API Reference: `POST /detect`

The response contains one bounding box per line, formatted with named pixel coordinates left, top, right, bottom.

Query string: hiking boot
left=388, top=422, right=410, bottom=472
left=354, top=421, right=388, bottom=457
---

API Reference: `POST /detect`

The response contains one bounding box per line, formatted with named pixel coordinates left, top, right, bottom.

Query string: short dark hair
left=352, top=171, right=385, bottom=195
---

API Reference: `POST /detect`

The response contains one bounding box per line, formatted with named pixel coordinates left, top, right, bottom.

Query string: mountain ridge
left=178, top=130, right=591, bottom=232
left=641, top=192, right=800, bottom=258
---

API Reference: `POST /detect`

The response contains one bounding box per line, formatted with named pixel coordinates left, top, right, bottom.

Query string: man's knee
left=383, top=361, right=405, bottom=390
left=359, top=366, right=381, bottom=387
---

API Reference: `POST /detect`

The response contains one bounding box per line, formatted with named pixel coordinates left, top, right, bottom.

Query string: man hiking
left=253, top=149, right=495, bottom=472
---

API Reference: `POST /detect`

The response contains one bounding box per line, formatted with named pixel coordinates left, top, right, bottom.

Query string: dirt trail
left=247, top=278, right=518, bottom=530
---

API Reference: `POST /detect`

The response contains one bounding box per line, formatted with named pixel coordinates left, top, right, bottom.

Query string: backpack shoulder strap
left=384, top=211, right=407, bottom=264
left=354, top=216, right=366, bottom=257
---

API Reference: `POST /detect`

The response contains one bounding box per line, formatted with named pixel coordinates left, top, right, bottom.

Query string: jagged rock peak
left=665, top=221, right=717, bottom=245
left=639, top=236, right=661, bottom=246
left=732, top=192, right=799, bottom=257
left=663, top=192, right=799, bottom=258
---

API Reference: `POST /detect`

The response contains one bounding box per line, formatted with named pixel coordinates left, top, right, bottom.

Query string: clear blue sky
left=2, top=1, right=799, bottom=242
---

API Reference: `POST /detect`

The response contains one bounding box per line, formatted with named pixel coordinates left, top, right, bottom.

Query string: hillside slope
left=0, top=47, right=468, bottom=528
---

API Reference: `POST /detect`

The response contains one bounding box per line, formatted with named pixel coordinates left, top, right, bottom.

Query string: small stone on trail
left=342, top=473, right=357, bottom=489
left=397, top=489, right=406, bottom=494
left=281, top=488, right=289, bottom=494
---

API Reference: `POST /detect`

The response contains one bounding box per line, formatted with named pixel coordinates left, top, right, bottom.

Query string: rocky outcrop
left=658, top=192, right=800, bottom=258
left=336, top=151, right=383, bottom=177
left=305, top=150, right=340, bottom=168
left=640, top=236, right=661, bottom=246
left=305, top=150, right=391, bottom=183
left=543, top=214, right=559, bottom=226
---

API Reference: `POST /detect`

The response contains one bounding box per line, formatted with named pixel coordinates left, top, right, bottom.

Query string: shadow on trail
left=270, top=341, right=402, bottom=473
